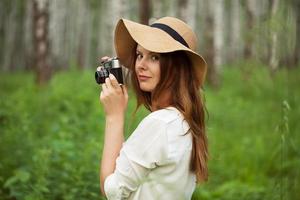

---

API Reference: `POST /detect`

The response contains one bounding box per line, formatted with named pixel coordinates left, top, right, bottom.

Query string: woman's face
left=135, top=45, right=161, bottom=92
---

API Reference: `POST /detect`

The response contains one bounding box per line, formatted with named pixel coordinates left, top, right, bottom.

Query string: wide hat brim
left=114, top=18, right=207, bottom=86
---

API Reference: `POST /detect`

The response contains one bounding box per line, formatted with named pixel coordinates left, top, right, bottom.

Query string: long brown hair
left=128, top=49, right=208, bottom=183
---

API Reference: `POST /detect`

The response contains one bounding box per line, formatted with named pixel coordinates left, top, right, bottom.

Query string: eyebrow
left=136, top=49, right=159, bottom=57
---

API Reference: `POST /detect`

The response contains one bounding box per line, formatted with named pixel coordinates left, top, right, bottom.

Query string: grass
left=0, top=62, right=299, bottom=200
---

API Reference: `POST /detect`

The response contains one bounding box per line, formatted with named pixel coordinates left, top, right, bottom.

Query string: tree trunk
left=76, top=0, right=87, bottom=69
left=229, top=0, right=242, bottom=62
left=269, top=0, right=279, bottom=72
left=139, top=0, right=152, bottom=25
left=213, top=0, right=224, bottom=69
left=293, top=0, right=300, bottom=66
left=186, top=0, right=197, bottom=30
left=1, top=0, right=26, bottom=71
left=177, top=0, right=197, bottom=30
left=177, top=0, right=188, bottom=21
left=2, top=1, right=17, bottom=71
left=152, top=0, right=162, bottom=19
left=244, top=0, right=255, bottom=59
left=32, top=0, right=51, bottom=85
left=110, top=0, right=125, bottom=55
left=204, top=0, right=219, bottom=88
left=48, top=0, right=68, bottom=69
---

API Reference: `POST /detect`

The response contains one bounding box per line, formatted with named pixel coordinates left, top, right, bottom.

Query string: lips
left=138, top=75, right=151, bottom=81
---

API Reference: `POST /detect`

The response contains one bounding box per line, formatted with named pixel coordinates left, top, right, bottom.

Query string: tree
left=213, top=0, right=224, bottom=70
left=292, top=0, right=300, bottom=66
left=269, top=0, right=280, bottom=72
left=204, top=0, right=216, bottom=88
left=139, top=0, right=152, bottom=25
left=177, top=0, right=197, bottom=30
left=229, top=0, right=242, bottom=62
left=244, top=0, right=256, bottom=59
left=204, top=0, right=224, bottom=88
left=177, top=0, right=188, bottom=21
left=152, top=0, right=162, bottom=19
left=32, top=0, right=51, bottom=85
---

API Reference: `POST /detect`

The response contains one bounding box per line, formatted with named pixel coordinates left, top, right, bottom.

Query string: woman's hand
left=98, top=57, right=128, bottom=119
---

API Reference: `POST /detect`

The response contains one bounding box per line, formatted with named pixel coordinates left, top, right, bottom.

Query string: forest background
left=0, top=0, right=299, bottom=199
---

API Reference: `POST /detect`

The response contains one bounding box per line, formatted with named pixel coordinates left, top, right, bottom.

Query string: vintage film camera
left=95, top=57, right=123, bottom=85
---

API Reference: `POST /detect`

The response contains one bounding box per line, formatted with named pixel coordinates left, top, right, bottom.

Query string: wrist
left=105, top=114, right=125, bottom=123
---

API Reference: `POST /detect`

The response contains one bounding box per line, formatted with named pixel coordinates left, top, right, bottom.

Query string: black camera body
left=95, top=58, right=123, bottom=84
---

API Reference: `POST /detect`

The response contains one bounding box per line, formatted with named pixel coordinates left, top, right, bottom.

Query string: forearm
left=100, top=115, right=125, bottom=195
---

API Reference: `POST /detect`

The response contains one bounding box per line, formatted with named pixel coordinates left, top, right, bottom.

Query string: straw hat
left=114, top=16, right=207, bottom=86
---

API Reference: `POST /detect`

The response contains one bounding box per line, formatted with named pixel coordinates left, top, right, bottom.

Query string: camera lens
left=95, top=68, right=109, bottom=84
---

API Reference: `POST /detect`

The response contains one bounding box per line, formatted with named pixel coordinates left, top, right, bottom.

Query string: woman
left=99, top=17, right=208, bottom=200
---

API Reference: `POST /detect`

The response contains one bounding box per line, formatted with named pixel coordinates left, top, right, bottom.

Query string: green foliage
left=0, top=64, right=299, bottom=199
left=192, top=62, right=300, bottom=200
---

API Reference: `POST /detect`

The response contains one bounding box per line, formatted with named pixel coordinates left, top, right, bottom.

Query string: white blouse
left=104, top=107, right=196, bottom=200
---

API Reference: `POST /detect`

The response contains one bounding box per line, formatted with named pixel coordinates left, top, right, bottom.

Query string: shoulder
left=128, top=107, right=183, bottom=143
left=140, top=107, right=189, bottom=135
left=146, top=107, right=183, bottom=124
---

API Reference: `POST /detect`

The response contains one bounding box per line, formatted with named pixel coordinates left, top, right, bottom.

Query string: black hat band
left=150, top=23, right=190, bottom=48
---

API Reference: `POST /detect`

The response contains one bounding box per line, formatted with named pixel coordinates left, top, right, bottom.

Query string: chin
left=140, top=87, right=153, bottom=92
left=139, top=84, right=154, bottom=92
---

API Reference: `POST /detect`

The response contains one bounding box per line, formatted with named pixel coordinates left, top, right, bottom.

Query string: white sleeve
left=104, top=116, right=169, bottom=199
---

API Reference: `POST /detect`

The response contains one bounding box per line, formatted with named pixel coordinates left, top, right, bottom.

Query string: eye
left=136, top=52, right=143, bottom=60
left=151, top=54, right=160, bottom=61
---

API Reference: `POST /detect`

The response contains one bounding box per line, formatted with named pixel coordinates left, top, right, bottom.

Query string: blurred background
left=0, top=0, right=299, bottom=199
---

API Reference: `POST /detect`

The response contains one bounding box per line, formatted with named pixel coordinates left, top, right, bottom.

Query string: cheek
left=134, top=62, right=138, bottom=73
left=154, top=64, right=161, bottom=83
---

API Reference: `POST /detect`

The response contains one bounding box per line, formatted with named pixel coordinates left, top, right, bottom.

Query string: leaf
left=4, top=176, right=18, bottom=188
left=16, top=170, right=31, bottom=183
left=3, top=169, right=30, bottom=188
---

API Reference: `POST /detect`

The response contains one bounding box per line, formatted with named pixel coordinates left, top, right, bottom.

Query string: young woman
left=99, top=17, right=208, bottom=200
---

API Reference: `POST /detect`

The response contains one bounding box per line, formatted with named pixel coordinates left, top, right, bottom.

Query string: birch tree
left=164, top=0, right=177, bottom=17
left=110, top=0, right=126, bottom=54
left=269, top=0, right=280, bottom=72
left=1, top=0, right=28, bottom=71
left=177, top=0, right=197, bottom=30
left=203, top=0, right=217, bottom=87
left=229, top=0, right=242, bottom=62
left=76, top=0, right=89, bottom=69
left=195, top=0, right=207, bottom=55
left=292, top=0, right=300, bottom=66
left=204, top=0, right=224, bottom=88
left=244, top=0, right=256, bottom=59
left=186, top=0, right=197, bottom=30
left=213, top=0, right=224, bottom=69
left=152, top=0, right=162, bottom=19
left=32, top=0, right=51, bottom=85
left=2, top=1, right=17, bottom=71
left=177, top=0, right=188, bottom=22
left=49, top=0, right=68, bottom=69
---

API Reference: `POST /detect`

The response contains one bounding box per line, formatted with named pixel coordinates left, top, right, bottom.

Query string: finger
left=101, top=83, right=107, bottom=94
left=109, top=74, right=120, bottom=88
left=100, top=90, right=106, bottom=103
left=122, top=85, right=128, bottom=99
left=105, top=77, right=113, bottom=89
left=100, top=56, right=111, bottom=63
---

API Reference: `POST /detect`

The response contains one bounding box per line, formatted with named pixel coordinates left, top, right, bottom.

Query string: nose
left=136, top=57, right=147, bottom=71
